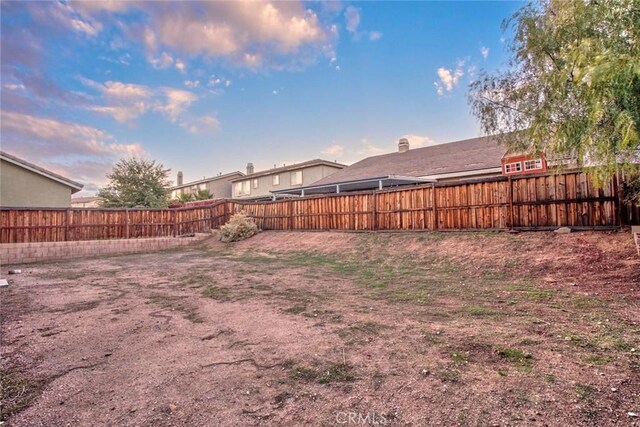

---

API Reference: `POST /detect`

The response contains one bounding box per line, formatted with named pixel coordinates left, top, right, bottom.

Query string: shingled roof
left=311, top=135, right=506, bottom=186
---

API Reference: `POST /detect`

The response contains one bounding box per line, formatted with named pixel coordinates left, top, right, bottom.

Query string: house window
left=290, top=170, right=303, bottom=186
left=234, top=181, right=250, bottom=196
left=253, top=179, right=259, bottom=189
left=272, top=175, right=280, bottom=186
left=504, top=162, right=522, bottom=174
left=524, top=159, right=543, bottom=171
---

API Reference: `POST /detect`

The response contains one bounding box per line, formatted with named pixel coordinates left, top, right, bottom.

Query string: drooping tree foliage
left=469, top=0, right=640, bottom=196
left=98, top=158, right=171, bottom=208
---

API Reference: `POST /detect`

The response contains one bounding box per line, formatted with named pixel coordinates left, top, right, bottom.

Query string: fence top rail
left=0, top=200, right=227, bottom=212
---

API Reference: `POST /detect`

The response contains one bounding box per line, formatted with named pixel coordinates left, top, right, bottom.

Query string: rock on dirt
left=554, top=227, right=572, bottom=234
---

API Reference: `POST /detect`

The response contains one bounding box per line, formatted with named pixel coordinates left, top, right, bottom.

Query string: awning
left=271, top=175, right=436, bottom=197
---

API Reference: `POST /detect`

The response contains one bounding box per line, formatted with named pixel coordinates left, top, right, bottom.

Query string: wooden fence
left=230, top=171, right=621, bottom=231
left=0, top=171, right=632, bottom=244
left=0, top=202, right=229, bottom=244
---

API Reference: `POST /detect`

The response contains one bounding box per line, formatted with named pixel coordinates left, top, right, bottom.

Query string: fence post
left=65, top=209, right=71, bottom=241
left=507, top=176, right=514, bottom=229
left=372, top=192, right=378, bottom=231
left=614, top=172, right=624, bottom=227
left=288, top=200, right=294, bottom=230
left=431, top=183, right=438, bottom=231
left=260, top=203, right=269, bottom=230
left=125, top=209, right=130, bottom=239
left=173, top=210, right=178, bottom=237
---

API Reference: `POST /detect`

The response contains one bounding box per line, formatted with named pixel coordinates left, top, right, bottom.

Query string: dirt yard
left=1, top=230, right=639, bottom=426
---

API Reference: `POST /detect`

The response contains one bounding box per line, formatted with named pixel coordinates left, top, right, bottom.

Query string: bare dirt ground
left=1, top=230, right=639, bottom=426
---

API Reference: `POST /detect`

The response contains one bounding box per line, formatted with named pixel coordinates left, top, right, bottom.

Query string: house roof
left=230, top=159, right=346, bottom=182
left=311, top=135, right=506, bottom=186
left=0, top=151, right=84, bottom=193
left=169, top=171, right=244, bottom=191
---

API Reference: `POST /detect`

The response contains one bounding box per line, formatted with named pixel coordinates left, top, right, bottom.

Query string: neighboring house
left=0, top=151, right=83, bottom=208
left=501, top=152, right=549, bottom=176
left=273, top=136, right=509, bottom=197
left=231, top=160, right=347, bottom=200
left=71, top=196, right=102, bottom=208
left=168, top=170, right=244, bottom=200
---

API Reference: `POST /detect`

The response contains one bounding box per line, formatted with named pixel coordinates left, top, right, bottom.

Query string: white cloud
left=140, top=2, right=331, bottom=69
left=175, top=59, right=186, bottom=72
left=242, top=53, right=263, bottom=68
left=79, top=78, right=198, bottom=124
left=184, top=80, right=200, bottom=88
left=90, top=104, right=148, bottom=123
left=79, top=78, right=152, bottom=122
left=205, top=76, right=232, bottom=94
left=369, top=31, right=383, bottom=41
left=0, top=109, right=145, bottom=189
left=357, top=139, right=386, bottom=156
left=343, top=7, right=380, bottom=43
left=102, top=81, right=151, bottom=99
left=28, top=2, right=102, bottom=38
left=434, top=62, right=464, bottom=96
left=400, top=134, right=438, bottom=148
left=44, top=1, right=337, bottom=71
left=156, top=88, right=198, bottom=121
left=3, top=83, right=26, bottom=91
left=180, top=114, right=220, bottom=134
left=481, top=46, right=489, bottom=59
left=149, top=52, right=174, bottom=69
left=71, top=18, right=100, bottom=37
left=321, top=144, right=345, bottom=157
left=345, top=6, right=361, bottom=33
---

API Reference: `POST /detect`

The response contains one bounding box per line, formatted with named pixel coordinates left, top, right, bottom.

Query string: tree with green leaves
left=98, top=158, right=171, bottom=208
left=469, top=0, right=639, bottom=193
left=194, top=189, right=213, bottom=200
left=176, top=192, right=194, bottom=204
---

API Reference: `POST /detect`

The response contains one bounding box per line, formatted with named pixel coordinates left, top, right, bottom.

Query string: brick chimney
left=398, top=138, right=410, bottom=153
left=177, top=171, right=183, bottom=186
left=246, top=162, right=254, bottom=174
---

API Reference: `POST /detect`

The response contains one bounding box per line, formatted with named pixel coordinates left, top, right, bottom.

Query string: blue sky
left=1, top=1, right=523, bottom=194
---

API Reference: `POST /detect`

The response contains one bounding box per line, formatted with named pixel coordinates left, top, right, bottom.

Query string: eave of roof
left=230, top=159, right=347, bottom=182
left=272, top=175, right=436, bottom=196
left=0, top=151, right=84, bottom=192
left=169, top=171, right=244, bottom=190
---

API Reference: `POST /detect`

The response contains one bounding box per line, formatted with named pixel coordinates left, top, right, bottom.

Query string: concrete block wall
left=0, top=234, right=210, bottom=265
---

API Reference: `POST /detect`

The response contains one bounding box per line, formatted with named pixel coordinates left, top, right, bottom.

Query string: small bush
left=219, top=211, right=259, bottom=242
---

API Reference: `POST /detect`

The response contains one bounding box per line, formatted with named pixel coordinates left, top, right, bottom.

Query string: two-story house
left=231, top=159, right=346, bottom=200
left=169, top=170, right=245, bottom=200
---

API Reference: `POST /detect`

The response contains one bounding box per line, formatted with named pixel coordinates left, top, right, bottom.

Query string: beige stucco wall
left=232, top=164, right=343, bottom=199
left=0, top=159, right=74, bottom=208
left=169, top=174, right=242, bottom=200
